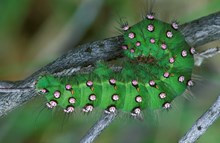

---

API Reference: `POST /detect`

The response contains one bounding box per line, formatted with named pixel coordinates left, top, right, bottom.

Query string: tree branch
left=80, top=113, right=117, bottom=143
left=0, top=11, right=220, bottom=143
left=194, top=47, right=220, bottom=66
left=179, top=96, right=220, bottom=143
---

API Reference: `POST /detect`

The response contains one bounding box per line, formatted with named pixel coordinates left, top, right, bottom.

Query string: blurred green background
left=0, top=0, right=220, bottom=143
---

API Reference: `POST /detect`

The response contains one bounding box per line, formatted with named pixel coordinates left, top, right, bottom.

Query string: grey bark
left=179, top=96, right=220, bottom=143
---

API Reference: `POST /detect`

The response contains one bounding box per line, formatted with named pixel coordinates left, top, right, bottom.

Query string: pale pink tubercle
left=128, top=32, right=135, bottom=39
left=121, top=45, right=128, bottom=50
left=132, top=80, right=138, bottom=86
left=187, top=80, right=194, bottom=86
left=149, top=80, right=155, bottom=86
left=178, top=76, right=185, bottom=82
left=130, top=49, right=135, bottom=53
left=163, top=103, right=171, bottom=109
left=190, top=47, right=196, bottom=54
left=182, top=50, right=187, bottom=57
left=65, top=84, right=72, bottom=90
left=122, top=25, right=129, bottom=31
left=159, top=93, right=166, bottom=99
left=136, top=41, right=141, bottom=47
left=135, top=96, right=142, bottom=103
left=161, top=43, right=167, bottom=50
left=134, top=108, right=141, bottom=114
left=172, top=22, right=179, bottom=30
left=109, top=78, right=116, bottom=84
left=166, top=31, right=173, bottom=38
left=163, top=72, right=170, bottom=78
left=169, top=57, right=175, bottom=63
left=109, top=106, right=116, bottom=113
left=83, top=105, right=94, bottom=112
left=89, top=94, right=96, bottom=101
left=150, top=38, right=155, bottom=43
left=147, top=24, right=154, bottom=32
left=112, top=94, right=119, bottom=101
left=41, top=88, right=47, bottom=93
left=69, top=97, right=76, bottom=104
left=86, top=80, right=93, bottom=86
left=50, top=101, right=57, bottom=107
left=54, top=91, right=61, bottom=98
left=146, top=14, right=154, bottom=20
left=64, top=106, right=74, bottom=113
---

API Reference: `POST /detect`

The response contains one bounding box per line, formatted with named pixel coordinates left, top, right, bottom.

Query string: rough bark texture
left=179, top=96, right=220, bottom=143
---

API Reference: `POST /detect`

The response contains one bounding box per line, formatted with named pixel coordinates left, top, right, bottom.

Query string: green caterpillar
left=36, top=13, right=195, bottom=117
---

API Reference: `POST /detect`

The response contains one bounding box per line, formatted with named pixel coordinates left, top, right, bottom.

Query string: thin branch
left=0, top=88, right=33, bottom=93
left=0, top=11, right=220, bottom=143
left=80, top=113, right=117, bottom=143
left=194, top=47, right=220, bottom=66
left=179, top=96, right=220, bottom=143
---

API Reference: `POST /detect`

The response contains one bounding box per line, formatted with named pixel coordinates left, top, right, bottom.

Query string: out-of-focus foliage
left=0, top=0, right=220, bottom=143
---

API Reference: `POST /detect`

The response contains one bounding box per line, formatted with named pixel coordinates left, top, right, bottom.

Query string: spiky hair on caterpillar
left=35, top=12, right=195, bottom=119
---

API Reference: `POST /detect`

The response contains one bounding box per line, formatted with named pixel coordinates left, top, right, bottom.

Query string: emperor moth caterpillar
left=35, top=13, right=195, bottom=118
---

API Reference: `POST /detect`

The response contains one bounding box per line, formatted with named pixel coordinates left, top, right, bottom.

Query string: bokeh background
left=0, top=0, right=220, bottom=143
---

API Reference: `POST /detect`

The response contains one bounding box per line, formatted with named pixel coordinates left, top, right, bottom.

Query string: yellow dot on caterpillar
left=91, top=87, right=94, bottom=91
left=114, top=86, right=117, bottom=90
left=71, top=90, right=74, bottom=95
left=135, top=96, right=142, bottom=103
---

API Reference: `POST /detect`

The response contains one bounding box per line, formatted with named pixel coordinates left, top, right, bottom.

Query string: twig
left=80, top=113, right=117, bottom=143
left=179, top=96, right=220, bottom=143
left=0, top=88, right=33, bottom=93
left=194, top=47, right=220, bottom=66
left=0, top=11, right=220, bottom=143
